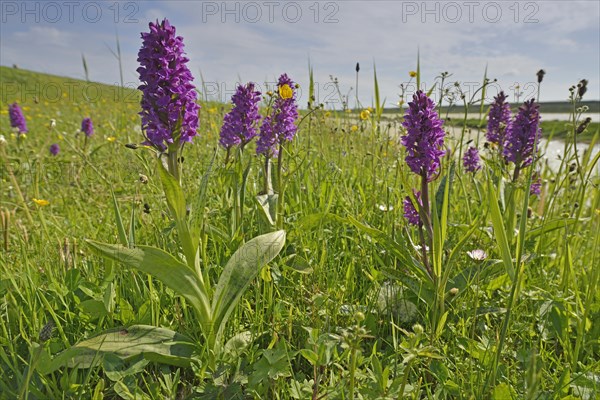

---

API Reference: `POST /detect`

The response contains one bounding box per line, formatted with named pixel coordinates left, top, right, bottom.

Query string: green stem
left=348, top=344, right=357, bottom=400
left=276, top=143, right=285, bottom=229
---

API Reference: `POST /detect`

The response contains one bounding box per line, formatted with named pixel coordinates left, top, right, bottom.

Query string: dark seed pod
left=39, top=320, right=56, bottom=342
left=577, top=79, right=588, bottom=99
left=576, top=117, right=592, bottom=134
left=536, top=69, right=546, bottom=83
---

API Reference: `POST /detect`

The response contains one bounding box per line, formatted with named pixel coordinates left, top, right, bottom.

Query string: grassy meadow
left=1, top=65, right=599, bottom=399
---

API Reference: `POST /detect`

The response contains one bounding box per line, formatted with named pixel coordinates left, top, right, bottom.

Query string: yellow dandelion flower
left=351, top=125, right=358, bottom=132
left=107, top=136, right=116, bottom=142
left=279, top=84, right=293, bottom=99
left=409, top=71, right=417, bottom=78
left=360, top=110, right=371, bottom=120
left=33, top=198, right=49, bottom=206
left=325, top=111, right=331, bottom=118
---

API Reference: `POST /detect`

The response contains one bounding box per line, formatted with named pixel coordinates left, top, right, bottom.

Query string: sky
left=1, top=0, right=599, bottom=109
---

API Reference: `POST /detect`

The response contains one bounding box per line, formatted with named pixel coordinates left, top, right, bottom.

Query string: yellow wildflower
left=33, top=198, right=49, bottom=206
left=360, top=110, right=371, bottom=120
left=107, top=136, right=116, bottom=142
left=279, top=84, right=293, bottom=99
left=351, top=125, right=358, bottom=132
left=409, top=71, right=417, bottom=78
left=325, top=111, right=331, bottom=118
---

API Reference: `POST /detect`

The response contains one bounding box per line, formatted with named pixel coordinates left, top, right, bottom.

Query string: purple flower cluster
left=81, top=117, right=94, bottom=137
left=50, top=143, right=60, bottom=156
left=401, top=91, right=446, bottom=181
left=403, top=191, right=422, bottom=226
left=137, top=19, right=200, bottom=150
left=530, top=173, right=542, bottom=196
left=503, top=99, right=541, bottom=167
left=486, top=92, right=512, bottom=146
left=272, top=74, right=299, bottom=142
left=463, top=146, right=482, bottom=173
left=256, top=74, right=299, bottom=157
left=219, top=83, right=261, bottom=149
left=9, top=102, right=28, bottom=133
left=256, top=116, right=278, bottom=157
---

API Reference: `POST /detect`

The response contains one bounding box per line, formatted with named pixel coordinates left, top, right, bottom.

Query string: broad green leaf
left=37, top=325, right=197, bottom=374
left=157, top=159, right=196, bottom=269
left=223, top=331, right=253, bottom=363
left=492, top=382, right=514, bottom=400
left=158, top=158, right=187, bottom=221
left=85, top=240, right=211, bottom=327
left=284, top=254, right=313, bottom=274
left=212, top=231, right=286, bottom=341
left=435, top=311, right=449, bottom=340
left=79, top=299, right=108, bottom=318
left=300, top=349, right=319, bottom=366
left=103, top=353, right=149, bottom=382
left=256, top=194, right=278, bottom=226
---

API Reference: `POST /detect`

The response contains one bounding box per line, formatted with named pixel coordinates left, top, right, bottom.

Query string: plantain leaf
left=256, top=194, right=278, bottom=226
left=211, top=231, right=286, bottom=341
left=85, top=240, right=211, bottom=328
left=37, top=325, right=197, bottom=374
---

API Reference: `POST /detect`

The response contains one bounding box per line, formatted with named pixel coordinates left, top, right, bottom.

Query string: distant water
left=540, top=139, right=599, bottom=175
left=444, top=112, right=600, bottom=122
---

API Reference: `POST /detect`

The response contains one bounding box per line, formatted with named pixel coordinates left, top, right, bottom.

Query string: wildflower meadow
left=1, top=8, right=599, bottom=400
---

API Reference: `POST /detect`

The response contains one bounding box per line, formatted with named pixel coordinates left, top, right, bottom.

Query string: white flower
left=467, top=249, right=488, bottom=261
left=377, top=204, right=394, bottom=212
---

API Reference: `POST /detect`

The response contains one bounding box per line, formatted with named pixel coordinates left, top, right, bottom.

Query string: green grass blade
left=111, top=190, right=128, bottom=247
left=85, top=240, right=211, bottom=329
left=488, top=181, right=515, bottom=280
